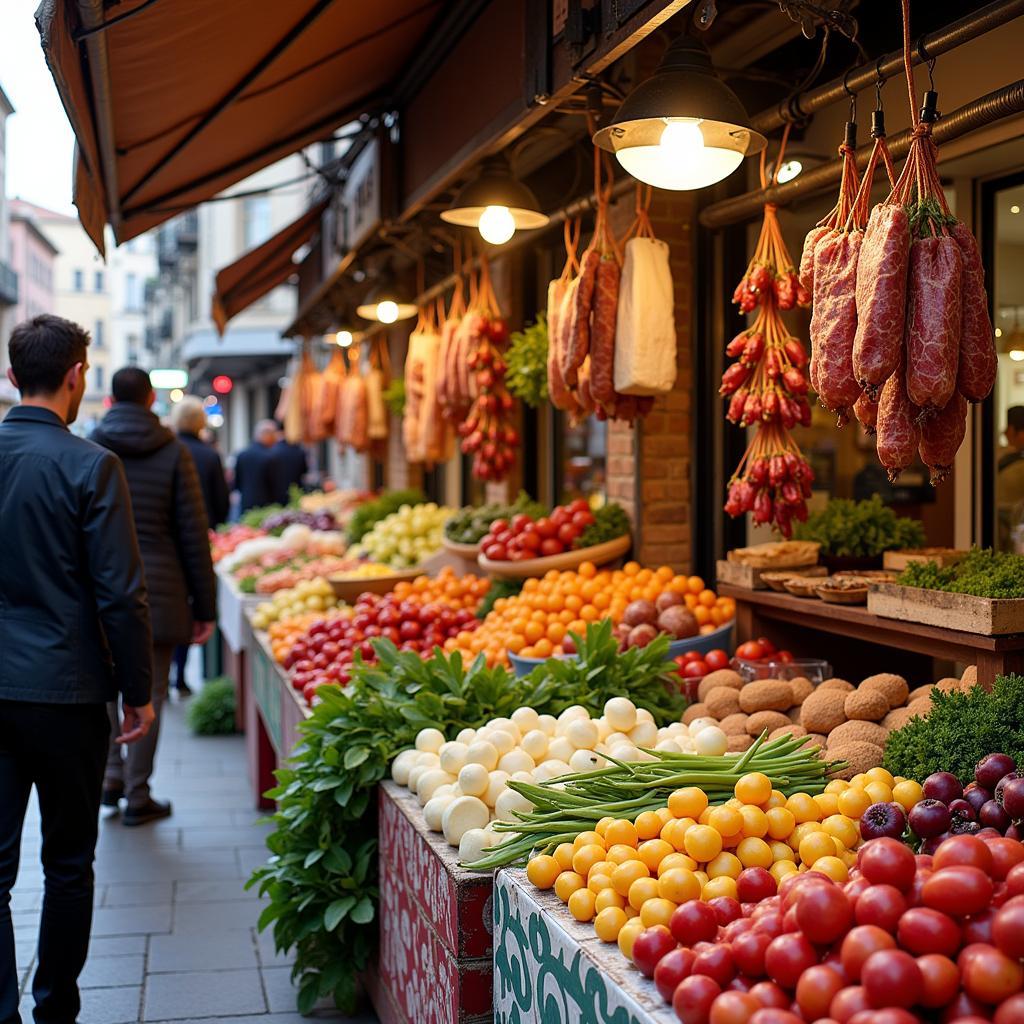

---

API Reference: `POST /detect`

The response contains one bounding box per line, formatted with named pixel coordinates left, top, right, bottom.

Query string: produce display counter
left=722, top=583, right=1024, bottom=687
left=374, top=781, right=493, bottom=1024
left=245, top=627, right=310, bottom=809
left=493, top=869, right=673, bottom=1024
left=217, top=566, right=261, bottom=730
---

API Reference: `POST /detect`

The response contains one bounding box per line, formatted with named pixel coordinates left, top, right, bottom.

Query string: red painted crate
left=376, top=781, right=494, bottom=1024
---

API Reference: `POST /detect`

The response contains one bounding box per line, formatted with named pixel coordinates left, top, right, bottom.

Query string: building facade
left=9, top=200, right=57, bottom=324
left=109, top=231, right=157, bottom=371
left=0, top=84, right=18, bottom=413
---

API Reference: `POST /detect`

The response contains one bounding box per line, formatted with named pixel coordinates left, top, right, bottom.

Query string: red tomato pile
left=735, top=637, right=794, bottom=664
left=674, top=649, right=731, bottom=701
left=633, top=833, right=1024, bottom=1023
left=481, top=499, right=596, bottom=562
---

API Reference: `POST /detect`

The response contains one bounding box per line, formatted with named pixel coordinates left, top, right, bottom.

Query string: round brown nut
left=935, top=677, right=961, bottom=693
left=883, top=707, right=916, bottom=732
left=800, top=689, right=847, bottom=734
left=906, top=684, right=933, bottom=704
left=907, top=698, right=932, bottom=719
left=960, top=665, right=978, bottom=689
left=819, top=677, right=855, bottom=693
left=705, top=687, right=742, bottom=720
left=719, top=713, right=750, bottom=737
left=844, top=689, right=889, bottom=722
left=788, top=706, right=804, bottom=724
left=728, top=734, right=754, bottom=752
left=769, top=724, right=807, bottom=741
left=828, top=741, right=885, bottom=780
left=788, top=676, right=814, bottom=705
left=682, top=703, right=711, bottom=725
left=746, top=710, right=791, bottom=737
left=697, top=669, right=743, bottom=703
left=827, top=720, right=888, bottom=749
left=738, top=679, right=793, bottom=714
left=803, top=733, right=828, bottom=749
left=860, top=673, right=909, bottom=710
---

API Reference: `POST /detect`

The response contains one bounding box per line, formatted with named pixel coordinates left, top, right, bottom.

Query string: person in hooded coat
left=92, top=367, right=217, bottom=826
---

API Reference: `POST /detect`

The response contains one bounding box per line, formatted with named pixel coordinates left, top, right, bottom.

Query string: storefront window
left=557, top=414, right=606, bottom=506
left=990, top=178, right=1024, bottom=551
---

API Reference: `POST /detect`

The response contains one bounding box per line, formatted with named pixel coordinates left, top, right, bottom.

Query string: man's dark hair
left=8, top=314, right=90, bottom=396
left=1008, top=407, right=1024, bottom=434
left=112, top=366, right=153, bottom=405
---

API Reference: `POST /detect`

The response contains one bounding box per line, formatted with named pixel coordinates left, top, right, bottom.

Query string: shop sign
left=340, top=138, right=381, bottom=255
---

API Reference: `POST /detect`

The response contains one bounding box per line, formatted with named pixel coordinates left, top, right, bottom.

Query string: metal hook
left=843, top=69, right=857, bottom=125
left=874, top=56, right=885, bottom=111
left=916, top=36, right=937, bottom=91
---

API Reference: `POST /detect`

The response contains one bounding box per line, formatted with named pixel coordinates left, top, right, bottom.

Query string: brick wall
left=604, top=190, right=696, bottom=572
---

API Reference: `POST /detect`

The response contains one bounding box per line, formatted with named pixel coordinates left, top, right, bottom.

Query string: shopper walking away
left=233, top=419, right=278, bottom=513
left=270, top=434, right=308, bottom=505
left=170, top=396, right=229, bottom=696
left=0, top=315, right=155, bottom=1024
left=92, top=367, right=217, bottom=826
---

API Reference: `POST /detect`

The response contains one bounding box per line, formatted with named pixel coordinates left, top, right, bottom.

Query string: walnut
left=800, top=689, right=847, bottom=734
left=882, top=707, right=917, bottom=732
left=906, top=685, right=933, bottom=704
left=859, top=673, right=909, bottom=710
left=844, top=689, right=889, bottom=722
left=738, top=680, right=793, bottom=714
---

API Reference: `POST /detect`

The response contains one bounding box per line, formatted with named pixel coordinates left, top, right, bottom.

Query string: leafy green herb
left=186, top=678, right=237, bottom=735
left=793, top=496, right=924, bottom=558
left=443, top=491, right=546, bottom=545
left=883, top=673, right=1024, bottom=782
left=250, top=621, right=686, bottom=1011
left=238, top=576, right=257, bottom=594
left=381, top=378, right=405, bottom=417
left=576, top=503, right=630, bottom=550
left=345, top=489, right=425, bottom=543
left=897, top=548, right=1024, bottom=599
left=241, top=504, right=284, bottom=530
left=505, top=314, right=549, bottom=408
left=476, top=578, right=523, bottom=620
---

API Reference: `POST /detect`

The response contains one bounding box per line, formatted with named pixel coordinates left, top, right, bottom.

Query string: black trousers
left=0, top=702, right=109, bottom=1024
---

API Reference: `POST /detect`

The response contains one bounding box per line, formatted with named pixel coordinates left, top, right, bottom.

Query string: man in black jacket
left=269, top=435, right=308, bottom=505
left=0, top=315, right=155, bottom=1024
left=232, top=419, right=278, bottom=513
left=93, top=367, right=217, bottom=826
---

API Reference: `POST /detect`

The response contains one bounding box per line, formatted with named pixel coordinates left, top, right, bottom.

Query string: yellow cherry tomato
left=568, top=887, right=597, bottom=922
left=588, top=872, right=614, bottom=895
left=825, top=779, right=851, bottom=795
left=736, top=837, right=774, bottom=869
left=658, top=867, right=702, bottom=903
left=611, top=860, right=649, bottom=897
left=702, top=876, right=738, bottom=901
left=573, top=831, right=606, bottom=851
left=813, top=793, right=840, bottom=818
left=708, top=806, right=743, bottom=838
left=638, top=839, right=674, bottom=872
left=706, top=851, right=742, bottom=880
left=763, top=790, right=788, bottom=809
left=770, top=840, right=795, bottom=862
left=864, top=781, right=893, bottom=805
left=554, top=871, right=586, bottom=901
left=684, top=824, right=723, bottom=862
left=662, top=817, right=697, bottom=852
left=617, top=920, right=647, bottom=960
left=594, top=906, right=628, bottom=942
left=735, top=772, right=773, bottom=806
left=606, top=843, right=641, bottom=865
left=837, top=787, right=872, bottom=819
left=892, top=779, right=923, bottom=812
left=634, top=811, right=664, bottom=841
left=798, top=831, right=836, bottom=867
left=786, top=793, right=820, bottom=824
left=668, top=787, right=709, bottom=819
left=604, top=819, right=639, bottom=848
left=766, top=806, right=796, bottom=841
left=572, top=844, right=607, bottom=878
left=813, top=855, right=849, bottom=883
left=595, top=816, right=614, bottom=838
left=658, top=853, right=699, bottom=876
left=739, top=805, right=770, bottom=839
left=821, top=814, right=859, bottom=850
left=527, top=855, right=561, bottom=889
left=640, top=897, right=678, bottom=929
left=866, top=766, right=895, bottom=787
left=553, top=843, right=576, bottom=871
left=770, top=860, right=800, bottom=884
left=628, top=876, right=661, bottom=911
left=790, top=821, right=823, bottom=852
left=595, top=887, right=626, bottom=913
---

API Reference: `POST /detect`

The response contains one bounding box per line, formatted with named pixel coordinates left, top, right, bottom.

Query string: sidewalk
left=11, top=687, right=378, bottom=1024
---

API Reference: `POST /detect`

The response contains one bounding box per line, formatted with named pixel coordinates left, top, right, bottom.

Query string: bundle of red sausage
left=723, top=203, right=814, bottom=536
left=803, top=66, right=996, bottom=484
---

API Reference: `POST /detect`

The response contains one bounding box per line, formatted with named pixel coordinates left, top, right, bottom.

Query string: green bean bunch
left=463, top=732, right=845, bottom=871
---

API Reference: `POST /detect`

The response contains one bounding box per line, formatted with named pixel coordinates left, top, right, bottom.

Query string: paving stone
left=261, top=965, right=305, bottom=1014
left=142, top=969, right=266, bottom=1021
left=86, top=935, right=148, bottom=958
left=90, top=904, right=173, bottom=937
left=148, top=931, right=259, bottom=973
left=172, top=898, right=263, bottom=933
left=79, top=985, right=142, bottom=1024
left=79, top=954, right=145, bottom=989
left=103, top=883, right=174, bottom=907
left=180, top=826, right=271, bottom=849
left=174, top=880, right=257, bottom=903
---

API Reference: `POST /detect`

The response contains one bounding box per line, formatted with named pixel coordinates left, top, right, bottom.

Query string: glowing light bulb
left=1011, top=349, right=1024, bottom=362
left=660, top=118, right=705, bottom=158
left=376, top=300, right=399, bottom=324
left=996, top=328, right=1003, bottom=338
left=615, top=117, right=743, bottom=191
left=169, top=388, right=184, bottom=403
left=1012, top=205, right=1021, bottom=215
left=478, top=205, right=516, bottom=245
left=777, top=159, right=803, bottom=183
left=337, top=330, right=353, bottom=347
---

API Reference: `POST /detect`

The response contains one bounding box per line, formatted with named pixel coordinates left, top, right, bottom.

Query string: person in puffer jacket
left=92, top=367, right=217, bottom=826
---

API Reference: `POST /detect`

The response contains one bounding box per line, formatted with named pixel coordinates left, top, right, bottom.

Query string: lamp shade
left=440, top=154, right=549, bottom=240
left=355, top=286, right=417, bottom=324
left=593, top=35, right=766, bottom=191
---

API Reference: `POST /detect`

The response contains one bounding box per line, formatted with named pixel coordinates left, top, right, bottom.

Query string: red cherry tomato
left=854, top=885, right=907, bottom=933
left=569, top=498, right=590, bottom=514
left=796, top=880, right=854, bottom=945
left=631, top=925, right=676, bottom=978
left=994, top=992, right=1024, bottom=1024
left=986, top=837, right=1024, bottom=880
left=860, top=949, right=922, bottom=1009
left=736, top=641, right=766, bottom=661
left=840, top=925, right=896, bottom=981
left=709, top=991, right=760, bottom=1024
left=731, top=930, right=772, bottom=978
left=961, top=942, right=1024, bottom=1004
left=672, top=974, right=721, bottom=1024
left=858, top=838, right=917, bottom=892
left=764, top=932, right=818, bottom=989
left=916, top=953, right=960, bottom=1008
left=748, top=981, right=789, bottom=1009
left=510, top=513, right=533, bottom=534
left=534, top=517, right=557, bottom=539
left=682, top=660, right=709, bottom=679
left=933, top=834, right=994, bottom=874
left=704, top=649, right=730, bottom=671
left=557, top=523, right=579, bottom=546
left=692, top=944, right=736, bottom=988
left=795, top=964, right=845, bottom=1020
left=654, top=947, right=696, bottom=1003
left=897, top=907, right=962, bottom=957
left=829, top=985, right=871, bottom=1023
left=922, top=865, right=994, bottom=917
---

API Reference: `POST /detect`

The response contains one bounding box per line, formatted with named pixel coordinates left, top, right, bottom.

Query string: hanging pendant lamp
left=592, top=34, right=766, bottom=191
left=356, top=286, right=417, bottom=325
left=440, top=153, right=549, bottom=245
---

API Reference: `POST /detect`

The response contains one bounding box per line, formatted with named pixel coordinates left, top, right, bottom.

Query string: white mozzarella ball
left=629, top=721, right=659, bottom=748
left=442, top=796, right=489, bottom=845
left=693, top=725, right=728, bottom=757
left=456, top=728, right=477, bottom=745
left=464, top=741, right=499, bottom=772
left=604, top=697, right=637, bottom=733
left=432, top=783, right=455, bottom=799
left=538, top=759, right=571, bottom=778
left=488, top=717, right=521, bottom=741
left=416, top=768, right=455, bottom=805
left=423, top=793, right=455, bottom=831
left=438, top=741, right=469, bottom=775
left=609, top=743, right=640, bottom=763
left=635, top=708, right=655, bottom=726
left=487, top=730, right=517, bottom=758
left=655, top=739, right=683, bottom=754
left=520, top=729, right=548, bottom=762
left=511, top=707, right=541, bottom=734
left=457, top=762, right=490, bottom=797
left=537, top=714, right=558, bottom=736
left=595, top=718, right=613, bottom=741
left=569, top=749, right=606, bottom=773
left=557, top=705, right=589, bottom=726
left=458, top=828, right=493, bottom=864
left=390, top=749, right=417, bottom=786
left=605, top=731, right=630, bottom=748
left=415, top=728, right=445, bottom=754
left=546, top=737, right=574, bottom=763
left=498, top=749, right=535, bottom=775
left=508, top=770, right=534, bottom=783
left=565, top=719, right=599, bottom=751
left=688, top=717, right=719, bottom=736
left=484, top=770, right=510, bottom=808
left=494, top=788, right=534, bottom=822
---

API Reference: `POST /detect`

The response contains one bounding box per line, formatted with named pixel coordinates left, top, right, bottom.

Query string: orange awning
left=36, top=0, right=443, bottom=254
left=211, top=199, right=328, bottom=335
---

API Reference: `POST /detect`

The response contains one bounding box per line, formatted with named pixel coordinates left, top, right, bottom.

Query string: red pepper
left=779, top=396, right=797, bottom=429
left=775, top=501, right=793, bottom=537
left=753, top=489, right=774, bottom=525
left=742, top=332, right=765, bottom=365
left=793, top=500, right=809, bottom=522
left=783, top=367, right=809, bottom=395
left=765, top=349, right=781, bottom=380
left=781, top=481, right=801, bottom=504
left=739, top=286, right=758, bottom=313
left=769, top=455, right=787, bottom=486
left=719, top=362, right=751, bottom=395
left=762, top=390, right=779, bottom=422
left=784, top=338, right=808, bottom=369
left=750, top=264, right=773, bottom=292
left=727, top=388, right=748, bottom=424
left=726, top=332, right=748, bottom=357
left=782, top=451, right=800, bottom=477
left=798, top=397, right=812, bottom=426
left=732, top=279, right=748, bottom=305
left=795, top=279, right=811, bottom=307
left=749, top=457, right=769, bottom=486
left=742, top=393, right=763, bottom=426
left=774, top=273, right=795, bottom=310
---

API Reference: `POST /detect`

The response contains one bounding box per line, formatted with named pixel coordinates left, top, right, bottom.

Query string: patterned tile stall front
left=494, top=870, right=676, bottom=1024
left=376, top=781, right=494, bottom=1023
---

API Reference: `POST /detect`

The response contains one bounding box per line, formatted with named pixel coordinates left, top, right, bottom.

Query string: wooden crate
left=882, top=548, right=968, bottom=572
left=376, top=782, right=494, bottom=1024
left=716, top=559, right=825, bottom=591
left=868, top=582, right=1024, bottom=636
left=493, top=870, right=674, bottom=1024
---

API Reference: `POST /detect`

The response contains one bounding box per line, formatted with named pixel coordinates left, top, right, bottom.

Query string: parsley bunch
left=793, top=495, right=924, bottom=558
left=505, top=314, right=549, bottom=408
left=576, top=502, right=631, bottom=549
left=897, top=548, right=1024, bottom=599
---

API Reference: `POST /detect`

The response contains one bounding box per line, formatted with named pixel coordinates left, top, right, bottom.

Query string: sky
left=1, top=0, right=76, bottom=215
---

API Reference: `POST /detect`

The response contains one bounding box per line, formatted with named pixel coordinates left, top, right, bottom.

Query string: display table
left=721, top=584, right=1024, bottom=688
left=217, top=567, right=261, bottom=730
left=244, top=629, right=310, bottom=809
left=493, top=869, right=673, bottom=1024
left=373, top=781, right=494, bottom=1024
